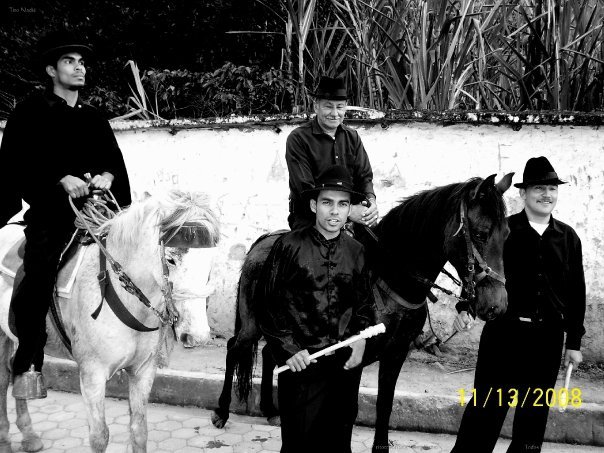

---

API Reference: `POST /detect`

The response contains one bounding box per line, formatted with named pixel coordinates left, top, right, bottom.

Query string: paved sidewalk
left=5, top=390, right=601, bottom=452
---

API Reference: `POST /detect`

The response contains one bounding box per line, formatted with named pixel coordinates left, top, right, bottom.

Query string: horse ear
left=495, top=172, right=515, bottom=194
left=471, top=174, right=497, bottom=200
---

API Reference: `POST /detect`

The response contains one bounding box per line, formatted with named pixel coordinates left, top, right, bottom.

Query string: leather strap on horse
left=92, top=236, right=159, bottom=332
left=373, top=277, right=427, bottom=310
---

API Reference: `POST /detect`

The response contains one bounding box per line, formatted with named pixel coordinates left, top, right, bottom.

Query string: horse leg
left=211, top=335, right=237, bottom=428
left=79, top=365, right=109, bottom=453
left=259, top=343, right=279, bottom=426
left=127, top=362, right=156, bottom=453
left=372, top=351, right=408, bottom=453
left=0, top=335, right=15, bottom=453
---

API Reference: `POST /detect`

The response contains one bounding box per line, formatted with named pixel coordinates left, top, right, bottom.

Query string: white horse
left=0, top=190, right=220, bottom=452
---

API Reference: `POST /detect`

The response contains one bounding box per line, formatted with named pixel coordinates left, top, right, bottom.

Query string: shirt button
left=336, top=156, right=339, bottom=159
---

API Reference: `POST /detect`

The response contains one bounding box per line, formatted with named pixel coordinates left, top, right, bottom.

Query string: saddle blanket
left=0, top=224, right=87, bottom=299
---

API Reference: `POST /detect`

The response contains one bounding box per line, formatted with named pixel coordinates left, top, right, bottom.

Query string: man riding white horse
left=0, top=29, right=131, bottom=398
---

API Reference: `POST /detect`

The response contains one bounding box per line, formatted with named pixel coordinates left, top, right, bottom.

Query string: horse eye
left=475, top=231, right=489, bottom=242
left=166, top=257, right=177, bottom=266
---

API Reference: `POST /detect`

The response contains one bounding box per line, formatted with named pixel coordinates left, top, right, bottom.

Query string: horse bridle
left=452, top=200, right=506, bottom=311
left=70, top=194, right=209, bottom=331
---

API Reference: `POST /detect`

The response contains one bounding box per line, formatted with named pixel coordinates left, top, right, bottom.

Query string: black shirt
left=504, top=210, right=586, bottom=349
left=0, top=91, right=131, bottom=227
left=258, top=226, right=375, bottom=364
left=286, top=117, right=375, bottom=227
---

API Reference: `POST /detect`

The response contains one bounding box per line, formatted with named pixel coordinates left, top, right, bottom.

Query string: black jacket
left=286, top=117, right=374, bottom=227
left=503, top=210, right=586, bottom=350
left=258, top=227, right=375, bottom=364
left=0, top=91, right=131, bottom=227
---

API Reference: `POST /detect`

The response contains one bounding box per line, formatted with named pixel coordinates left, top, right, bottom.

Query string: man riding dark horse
left=0, top=29, right=131, bottom=398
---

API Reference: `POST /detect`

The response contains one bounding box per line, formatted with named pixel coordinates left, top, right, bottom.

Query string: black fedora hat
left=313, top=76, right=347, bottom=100
left=514, top=156, right=567, bottom=188
left=37, top=30, right=92, bottom=67
left=302, top=165, right=365, bottom=203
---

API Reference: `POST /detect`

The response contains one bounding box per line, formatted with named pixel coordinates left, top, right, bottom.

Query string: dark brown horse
left=212, top=173, right=513, bottom=452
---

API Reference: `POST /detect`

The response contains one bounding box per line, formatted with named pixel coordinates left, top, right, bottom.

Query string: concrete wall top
left=4, top=108, right=604, bottom=132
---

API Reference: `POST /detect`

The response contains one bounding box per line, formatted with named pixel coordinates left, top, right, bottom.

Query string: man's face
left=310, top=190, right=351, bottom=239
left=314, top=98, right=347, bottom=134
left=47, top=52, right=86, bottom=90
left=520, top=184, right=558, bottom=219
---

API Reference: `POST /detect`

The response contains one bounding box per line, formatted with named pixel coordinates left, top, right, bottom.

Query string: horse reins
left=68, top=193, right=179, bottom=329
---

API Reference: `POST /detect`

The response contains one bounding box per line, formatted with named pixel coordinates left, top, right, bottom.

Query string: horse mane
left=380, top=177, right=506, bottom=241
left=99, top=190, right=220, bottom=251
left=374, top=177, right=507, bottom=301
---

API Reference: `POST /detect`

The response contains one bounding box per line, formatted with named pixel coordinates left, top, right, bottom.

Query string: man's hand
left=344, top=339, right=366, bottom=370
left=564, top=349, right=582, bottom=368
left=60, top=175, right=89, bottom=199
left=90, top=172, right=114, bottom=191
left=453, top=311, right=474, bottom=332
left=348, top=199, right=379, bottom=227
left=285, top=349, right=316, bottom=372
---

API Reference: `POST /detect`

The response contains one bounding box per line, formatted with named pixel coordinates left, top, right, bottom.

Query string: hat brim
left=514, top=178, right=567, bottom=188
left=312, top=92, right=347, bottom=101
left=39, top=44, right=93, bottom=64
left=302, top=186, right=366, bottom=204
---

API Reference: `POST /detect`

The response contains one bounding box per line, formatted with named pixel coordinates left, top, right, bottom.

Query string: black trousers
left=12, top=214, right=72, bottom=376
left=451, top=318, right=564, bottom=453
left=278, top=351, right=363, bottom=453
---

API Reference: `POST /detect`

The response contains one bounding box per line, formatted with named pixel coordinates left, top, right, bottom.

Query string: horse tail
left=232, top=231, right=285, bottom=402
left=232, top=256, right=260, bottom=403
left=233, top=338, right=258, bottom=402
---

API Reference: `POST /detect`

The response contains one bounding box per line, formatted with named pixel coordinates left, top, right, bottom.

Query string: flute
left=558, top=363, right=573, bottom=413
left=274, top=323, right=386, bottom=375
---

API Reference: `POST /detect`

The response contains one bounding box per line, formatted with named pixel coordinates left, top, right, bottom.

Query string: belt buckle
left=519, top=316, right=532, bottom=323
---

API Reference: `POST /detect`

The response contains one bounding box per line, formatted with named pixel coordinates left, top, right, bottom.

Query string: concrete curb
left=44, top=357, right=604, bottom=446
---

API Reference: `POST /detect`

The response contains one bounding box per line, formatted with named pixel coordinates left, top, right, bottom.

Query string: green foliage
left=320, top=0, right=604, bottom=111
left=126, top=63, right=294, bottom=119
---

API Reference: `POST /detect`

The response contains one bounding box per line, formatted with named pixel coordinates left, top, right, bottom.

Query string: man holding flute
left=258, top=165, right=375, bottom=453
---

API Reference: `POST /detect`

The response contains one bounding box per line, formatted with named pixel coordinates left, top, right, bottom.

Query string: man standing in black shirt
left=285, top=76, right=378, bottom=230
left=451, top=156, right=586, bottom=453
left=0, top=30, right=131, bottom=398
left=259, top=165, right=374, bottom=453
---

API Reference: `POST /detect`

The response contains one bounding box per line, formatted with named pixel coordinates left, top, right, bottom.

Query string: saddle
left=0, top=224, right=89, bottom=344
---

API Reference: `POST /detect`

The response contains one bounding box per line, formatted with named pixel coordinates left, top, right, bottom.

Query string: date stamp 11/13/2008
left=458, top=387, right=582, bottom=408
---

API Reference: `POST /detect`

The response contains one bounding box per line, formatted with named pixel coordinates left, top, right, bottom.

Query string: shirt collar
left=309, top=225, right=341, bottom=245
left=44, top=90, right=83, bottom=109
left=518, top=208, right=563, bottom=234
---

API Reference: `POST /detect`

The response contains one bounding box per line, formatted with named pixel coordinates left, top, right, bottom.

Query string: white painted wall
left=2, top=120, right=602, bottom=360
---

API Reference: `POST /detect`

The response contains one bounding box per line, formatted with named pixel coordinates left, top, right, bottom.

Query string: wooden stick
left=558, top=363, right=573, bottom=413
left=274, top=323, right=386, bottom=375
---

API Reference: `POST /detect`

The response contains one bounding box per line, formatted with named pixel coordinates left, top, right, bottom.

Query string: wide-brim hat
left=37, top=30, right=92, bottom=67
left=302, top=165, right=366, bottom=204
left=312, top=76, right=347, bottom=100
left=514, top=156, right=567, bottom=188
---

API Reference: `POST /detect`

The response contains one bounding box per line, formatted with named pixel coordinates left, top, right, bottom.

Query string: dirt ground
left=167, top=337, right=604, bottom=405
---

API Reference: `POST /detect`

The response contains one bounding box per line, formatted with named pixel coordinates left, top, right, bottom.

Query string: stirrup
left=12, top=365, right=47, bottom=400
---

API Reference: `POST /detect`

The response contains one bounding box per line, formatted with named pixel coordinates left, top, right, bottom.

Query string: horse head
left=156, top=191, right=220, bottom=346
left=444, top=173, right=513, bottom=321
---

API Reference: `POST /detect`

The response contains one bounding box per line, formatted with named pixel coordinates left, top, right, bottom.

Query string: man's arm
left=349, top=132, right=378, bottom=226
left=564, top=234, right=586, bottom=366
left=91, top=117, right=131, bottom=205
left=344, top=251, right=376, bottom=370
left=285, top=132, right=315, bottom=198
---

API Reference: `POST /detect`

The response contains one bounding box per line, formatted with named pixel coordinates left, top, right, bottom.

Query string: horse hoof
left=211, top=410, right=228, bottom=429
left=21, top=437, right=43, bottom=453
left=266, top=415, right=280, bottom=426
